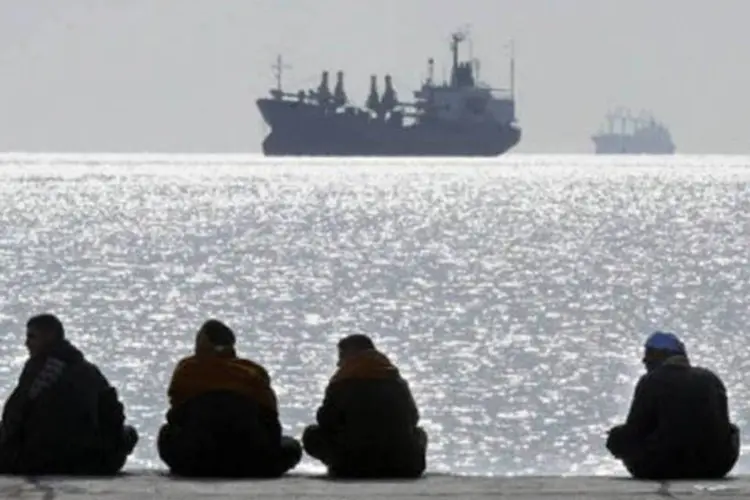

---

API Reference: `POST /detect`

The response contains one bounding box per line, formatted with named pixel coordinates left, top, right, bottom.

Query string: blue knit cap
left=645, top=331, right=686, bottom=354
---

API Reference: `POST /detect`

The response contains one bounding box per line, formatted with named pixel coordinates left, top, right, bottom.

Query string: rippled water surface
left=0, top=154, right=749, bottom=476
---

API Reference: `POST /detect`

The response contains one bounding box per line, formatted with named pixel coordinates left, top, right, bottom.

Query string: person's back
left=650, top=362, right=732, bottom=448
left=157, top=319, right=301, bottom=478
left=162, top=389, right=283, bottom=477
left=319, top=352, right=419, bottom=445
left=606, top=332, right=739, bottom=480
left=303, top=334, right=427, bottom=478
left=0, top=314, right=138, bottom=475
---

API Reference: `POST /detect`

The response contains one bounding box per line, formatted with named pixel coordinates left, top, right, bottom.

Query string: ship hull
left=257, top=99, right=521, bottom=157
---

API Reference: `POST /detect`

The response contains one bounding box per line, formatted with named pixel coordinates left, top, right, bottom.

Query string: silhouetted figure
left=606, top=331, right=740, bottom=480
left=0, top=314, right=138, bottom=475
left=158, top=319, right=301, bottom=478
left=303, top=334, right=427, bottom=478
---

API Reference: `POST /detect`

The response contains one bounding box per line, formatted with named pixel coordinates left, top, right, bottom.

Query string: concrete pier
left=0, top=472, right=747, bottom=499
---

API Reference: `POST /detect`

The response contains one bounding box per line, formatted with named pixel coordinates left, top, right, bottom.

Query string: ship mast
left=272, top=55, right=291, bottom=92
left=509, top=39, right=515, bottom=102
left=450, top=31, right=466, bottom=87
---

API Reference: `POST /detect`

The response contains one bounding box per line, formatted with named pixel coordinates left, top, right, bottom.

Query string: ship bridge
left=409, top=31, right=516, bottom=127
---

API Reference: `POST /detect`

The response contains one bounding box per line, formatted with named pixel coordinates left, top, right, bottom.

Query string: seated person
left=303, top=334, right=427, bottom=478
left=0, top=314, right=138, bottom=475
left=606, top=331, right=740, bottom=480
left=158, top=319, right=301, bottom=478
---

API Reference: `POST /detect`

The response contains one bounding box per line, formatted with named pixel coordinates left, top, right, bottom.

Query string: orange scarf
left=167, top=355, right=278, bottom=412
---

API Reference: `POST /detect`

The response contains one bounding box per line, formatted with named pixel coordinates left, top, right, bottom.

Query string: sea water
left=0, top=154, right=749, bottom=476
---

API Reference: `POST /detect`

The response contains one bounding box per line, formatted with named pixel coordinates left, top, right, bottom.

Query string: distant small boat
left=592, top=108, right=675, bottom=154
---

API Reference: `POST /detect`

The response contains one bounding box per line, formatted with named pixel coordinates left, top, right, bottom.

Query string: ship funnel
left=317, top=70, right=331, bottom=104
left=333, top=70, right=347, bottom=107
left=366, top=74, right=380, bottom=112
left=381, top=74, right=397, bottom=111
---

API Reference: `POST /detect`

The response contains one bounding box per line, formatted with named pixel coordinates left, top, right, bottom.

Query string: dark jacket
left=163, top=354, right=281, bottom=443
left=607, top=356, right=737, bottom=467
left=316, top=349, right=421, bottom=450
left=158, top=354, right=285, bottom=477
left=0, top=339, right=129, bottom=475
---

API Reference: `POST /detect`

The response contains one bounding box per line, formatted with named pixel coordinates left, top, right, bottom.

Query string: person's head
left=26, top=314, right=65, bottom=358
left=642, top=331, right=687, bottom=372
left=195, top=319, right=236, bottom=357
left=337, top=334, right=375, bottom=366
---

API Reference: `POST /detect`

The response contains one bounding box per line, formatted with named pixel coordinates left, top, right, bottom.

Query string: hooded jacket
left=163, top=353, right=281, bottom=445
left=316, top=349, right=420, bottom=446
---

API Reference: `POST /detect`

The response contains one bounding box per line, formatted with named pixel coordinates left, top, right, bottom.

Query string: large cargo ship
left=256, top=31, right=521, bottom=156
left=592, top=108, right=675, bottom=154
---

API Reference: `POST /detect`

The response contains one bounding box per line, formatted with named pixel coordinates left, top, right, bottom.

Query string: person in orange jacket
left=158, top=319, right=301, bottom=477
left=303, top=334, right=427, bottom=478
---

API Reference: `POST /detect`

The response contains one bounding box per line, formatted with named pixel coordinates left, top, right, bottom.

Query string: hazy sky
left=0, top=0, right=748, bottom=154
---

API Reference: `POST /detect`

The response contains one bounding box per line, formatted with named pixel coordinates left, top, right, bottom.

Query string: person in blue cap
left=606, top=331, right=740, bottom=479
